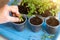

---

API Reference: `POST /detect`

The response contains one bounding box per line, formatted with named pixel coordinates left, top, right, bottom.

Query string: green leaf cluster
left=19, top=0, right=60, bottom=17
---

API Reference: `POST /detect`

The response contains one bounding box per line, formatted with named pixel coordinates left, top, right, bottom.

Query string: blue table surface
left=0, top=13, right=60, bottom=40
left=0, top=0, right=60, bottom=40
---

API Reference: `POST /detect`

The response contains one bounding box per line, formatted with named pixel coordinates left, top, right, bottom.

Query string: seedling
left=19, top=15, right=24, bottom=22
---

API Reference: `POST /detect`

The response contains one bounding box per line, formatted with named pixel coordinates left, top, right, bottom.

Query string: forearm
left=0, top=0, right=9, bottom=8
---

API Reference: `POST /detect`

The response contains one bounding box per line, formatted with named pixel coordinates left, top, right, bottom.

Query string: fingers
left=8, top=16, right=21, bottom=22
left=12, top=12, right=21, bottom=18
left=8, top=6, right=22, bottom=22
left=9, top=6, right=21, bottom=17
left=9, top=6, right=19, bottom=14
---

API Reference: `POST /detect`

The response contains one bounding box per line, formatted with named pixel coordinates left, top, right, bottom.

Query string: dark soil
left=46, top=17, right=59, bottom=26
left=14, top=17, right=25, bottom=24
left=18, top=3, right=30, bottom=14
left=41, top=10, right=52, bottom=17
left=30, top=16, right=43, bottom=25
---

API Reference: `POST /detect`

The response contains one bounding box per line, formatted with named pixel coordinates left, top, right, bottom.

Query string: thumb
left=8, top=16, right=21, bottom=22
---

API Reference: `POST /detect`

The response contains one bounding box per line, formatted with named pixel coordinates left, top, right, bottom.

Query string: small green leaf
left=48, top=35, right=55, bottom=39
left=19, top=15, right=24, bottom=21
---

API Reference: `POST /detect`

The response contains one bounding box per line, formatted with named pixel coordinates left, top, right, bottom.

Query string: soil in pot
left=46, top=17, right=59, bottom=26
left=40, top=10, right=52, bottom=17
left=18, top=2, right=30, bottom=14
left=14, top=17, right=25, bottom=24
left=30, top=16, right=43, bottom=25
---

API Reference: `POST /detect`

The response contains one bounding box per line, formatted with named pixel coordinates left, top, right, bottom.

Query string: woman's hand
left=0, top=5, right=20, bottom=24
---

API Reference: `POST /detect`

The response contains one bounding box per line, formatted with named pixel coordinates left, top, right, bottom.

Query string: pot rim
left=13, top=14, right=27, bottom=25
left=45, top=16, right=60, bottom=28
left=28, top=15, right=44, bottom=26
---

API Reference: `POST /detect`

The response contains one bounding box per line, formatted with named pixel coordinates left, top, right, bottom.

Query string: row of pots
left=12, top=14, right=60, bottom=34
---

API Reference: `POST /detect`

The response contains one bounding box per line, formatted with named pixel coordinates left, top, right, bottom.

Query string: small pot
left=45, top=16, right=60, bottom=34
left=12, top=14, right=27, bottom=31
left=28, top=15, right=43, bottom=32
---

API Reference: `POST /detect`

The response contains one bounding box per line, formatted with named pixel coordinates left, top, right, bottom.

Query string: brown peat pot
left=28, top=15, right=43, bottom=32
left=45, top=16, right=60, bottom=34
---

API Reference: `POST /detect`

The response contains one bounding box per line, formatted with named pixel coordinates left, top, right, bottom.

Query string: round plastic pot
left=12, top=14, right=27, bottom=31
left=45, top=16, right=60, bottom=34
left=28, top=15, right=44, bottom=32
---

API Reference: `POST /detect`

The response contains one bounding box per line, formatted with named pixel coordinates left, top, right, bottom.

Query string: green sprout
left=48, top=35, right=55, bottom=39
left=41, top=34, right=47, bottom=40
left=19, top=15, right=24, bottom=22
left=41, top=34, right=55, bottom=40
